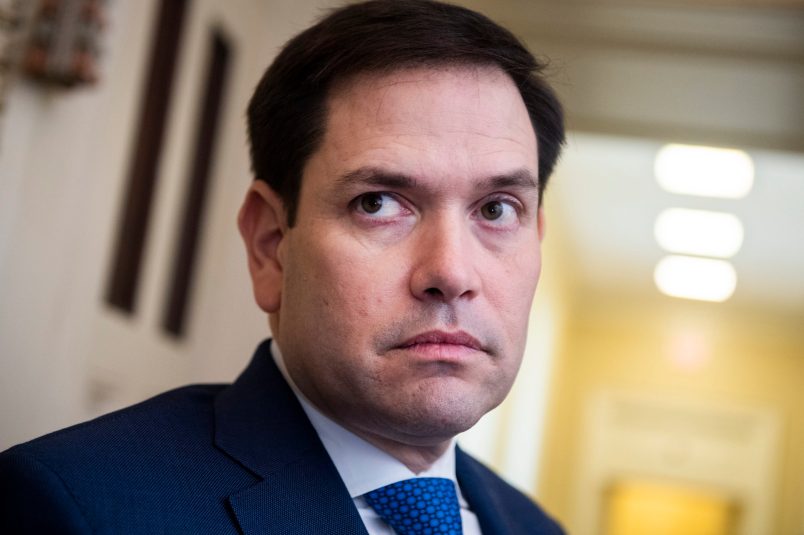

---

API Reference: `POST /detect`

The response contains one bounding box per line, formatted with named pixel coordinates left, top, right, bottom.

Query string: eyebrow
left=335, top=167, right=418, bottom=189
left=485, top=168, right=538, bottom=190
left=334, top=166, right=538, bottom=192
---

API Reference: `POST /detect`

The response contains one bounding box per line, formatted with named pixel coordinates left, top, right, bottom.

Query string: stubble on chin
left=348, top=357, right=512, bottom=446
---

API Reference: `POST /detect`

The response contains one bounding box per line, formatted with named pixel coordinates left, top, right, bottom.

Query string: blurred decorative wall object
left=22, top=0, right=106, bottom=87
left=0, top=0, right=35, bottom=117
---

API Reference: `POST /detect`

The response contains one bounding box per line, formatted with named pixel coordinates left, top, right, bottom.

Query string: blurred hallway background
left=0, top=1, right=802, bottom=533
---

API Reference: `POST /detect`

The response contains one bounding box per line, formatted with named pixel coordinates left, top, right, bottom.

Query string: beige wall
left=538, top=284, right=804, bottom=534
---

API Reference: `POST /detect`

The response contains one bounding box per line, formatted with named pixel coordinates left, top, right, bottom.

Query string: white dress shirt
left=271, top=342, right=482, bottom=535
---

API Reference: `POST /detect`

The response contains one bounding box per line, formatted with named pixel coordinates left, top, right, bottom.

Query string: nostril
left=424, top=287, right=443, bottom=297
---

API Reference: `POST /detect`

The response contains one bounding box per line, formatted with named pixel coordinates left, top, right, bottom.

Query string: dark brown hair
left=247, top=0, right=565, bottom=225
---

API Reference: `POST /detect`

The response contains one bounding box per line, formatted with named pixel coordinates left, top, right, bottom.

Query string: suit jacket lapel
left=214, top=340, right=368, bottom=535
left=456, top=446, right=513, bottom=534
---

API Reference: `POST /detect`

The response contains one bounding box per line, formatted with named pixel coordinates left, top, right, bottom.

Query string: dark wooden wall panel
left=106, top=0, right=189, bottom=313
left=163, top=30, right=232, bottom=337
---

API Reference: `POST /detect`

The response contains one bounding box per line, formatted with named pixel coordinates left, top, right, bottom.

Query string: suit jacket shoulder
left=0, top=340, right=365, bottom=535
left=0, top=384, right=253, bottom=534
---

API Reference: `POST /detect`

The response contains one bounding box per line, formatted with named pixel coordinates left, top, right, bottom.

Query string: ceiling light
left=654, top=255, right=737, bottom=302
left=654, top=208, right=744, bottom=258
left=655, top=144, right=754, bottom=198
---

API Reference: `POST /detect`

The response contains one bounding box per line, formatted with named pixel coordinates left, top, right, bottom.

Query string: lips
left=398, top=330, right=483, bottom=351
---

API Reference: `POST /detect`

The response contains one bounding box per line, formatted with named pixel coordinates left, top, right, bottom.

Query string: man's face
left=267, top=66, right=542, bottom=446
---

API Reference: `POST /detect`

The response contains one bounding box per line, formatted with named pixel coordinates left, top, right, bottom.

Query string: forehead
left=312, top=66, right=538, bottom=185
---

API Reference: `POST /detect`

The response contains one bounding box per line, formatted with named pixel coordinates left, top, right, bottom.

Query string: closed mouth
left=398, top=330, right=483, bottom=351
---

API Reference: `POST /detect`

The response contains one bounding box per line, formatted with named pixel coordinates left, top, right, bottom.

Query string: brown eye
left=480, top=201, right=504, bottom=220
left=360, top=193, right=384, bottom=214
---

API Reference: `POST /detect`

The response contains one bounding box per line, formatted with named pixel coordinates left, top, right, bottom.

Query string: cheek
left=340, top=266, right=406, bottom=331
left=495, top=242, right=540, bottom=287
left=489, top=247, right=542, bottom=333
left=290, top=235, right=403, bottom=331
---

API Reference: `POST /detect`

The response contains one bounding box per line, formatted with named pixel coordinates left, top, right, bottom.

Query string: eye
left=360, top=193, right=384, bottom=214
left=480, top=201, right=504, bottom=220
left=352, top=192, right=408, bottom=219
left=478, top=199, right=518, bottom=226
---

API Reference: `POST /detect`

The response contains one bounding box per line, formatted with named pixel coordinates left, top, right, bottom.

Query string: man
left=0, top=1, right=565, bottom=533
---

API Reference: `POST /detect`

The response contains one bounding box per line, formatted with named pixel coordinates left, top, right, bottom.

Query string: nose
left=409, top=214, right=481, bottom=303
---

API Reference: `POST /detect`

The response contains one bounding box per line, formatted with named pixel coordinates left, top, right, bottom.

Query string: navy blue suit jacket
left=0, top=340, right=564, bottom=534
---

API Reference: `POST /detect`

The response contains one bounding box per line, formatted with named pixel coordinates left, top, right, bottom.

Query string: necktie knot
left=364, top=477, right=463, bottom=535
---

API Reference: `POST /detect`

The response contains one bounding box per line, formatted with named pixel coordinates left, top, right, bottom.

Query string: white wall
left=0, top=0, right=161, bottom=448
left=0, top=0, right=335, bottom=450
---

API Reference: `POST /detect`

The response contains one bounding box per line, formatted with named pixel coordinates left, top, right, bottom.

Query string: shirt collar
left=269, top=341, right=461, bottom=500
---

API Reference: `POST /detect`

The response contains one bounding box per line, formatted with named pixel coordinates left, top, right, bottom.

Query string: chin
left=382, top=388, right=500, bottom=441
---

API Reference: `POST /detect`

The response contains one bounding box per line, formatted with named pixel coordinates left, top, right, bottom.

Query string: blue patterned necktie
left=364, top=477, right=463, bottom=535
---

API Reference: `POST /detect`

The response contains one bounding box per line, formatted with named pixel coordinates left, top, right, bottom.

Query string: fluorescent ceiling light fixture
left=655, top=144, right=754, bottom=198
left=654, top=255, right=737, bottom=302
left=654, top=208, right=744, bottom=258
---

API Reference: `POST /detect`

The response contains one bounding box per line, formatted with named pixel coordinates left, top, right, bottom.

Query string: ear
left=237, top=181, right=288, bottom=313
left=537, top=206, right=546, bottom=242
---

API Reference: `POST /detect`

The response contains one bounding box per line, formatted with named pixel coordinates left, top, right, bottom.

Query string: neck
left=351, top=429, right=453, bottom=474
left=269, top=340, right=454, bottom=474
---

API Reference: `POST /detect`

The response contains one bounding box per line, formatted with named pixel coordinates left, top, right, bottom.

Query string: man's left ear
left=237, top=181, right=287, bottom=313
left=537, top=206, right=546, bottom=242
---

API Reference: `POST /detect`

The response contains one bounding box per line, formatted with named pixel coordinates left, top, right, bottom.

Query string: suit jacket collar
left=456, top=447, right=514, bottom=534
left=214, top=339, right=368, bottom=535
